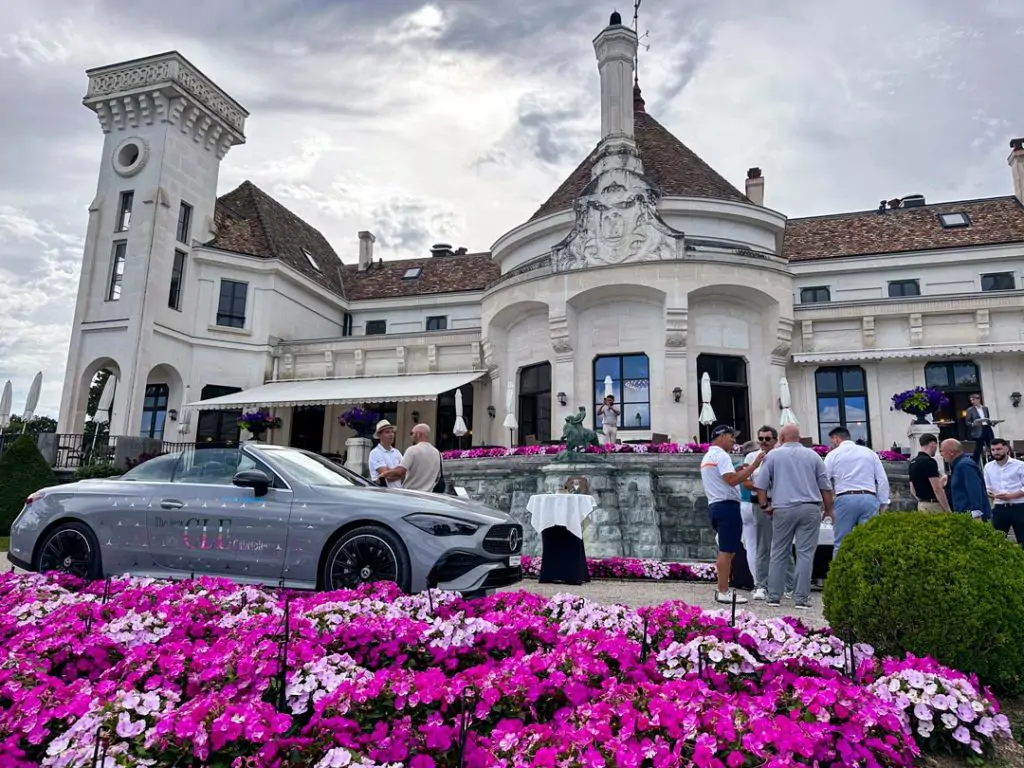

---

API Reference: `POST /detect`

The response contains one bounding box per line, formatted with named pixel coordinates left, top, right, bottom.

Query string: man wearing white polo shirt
left=984, top=438, right=1024, bottom=547
left=700, top=424, right=764, bottom=605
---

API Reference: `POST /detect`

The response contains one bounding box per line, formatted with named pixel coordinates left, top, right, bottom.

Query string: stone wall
left=445, top=454, right=915, bottom=561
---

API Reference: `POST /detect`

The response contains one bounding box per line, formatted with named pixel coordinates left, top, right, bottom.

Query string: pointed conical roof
left=530, top=89, right=748, bottom=220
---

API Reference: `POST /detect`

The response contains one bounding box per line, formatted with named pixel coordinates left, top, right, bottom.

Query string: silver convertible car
left=8, top=444, right=524, bottom=594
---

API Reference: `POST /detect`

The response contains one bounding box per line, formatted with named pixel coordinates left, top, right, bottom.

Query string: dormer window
left=302, top=248, right=321, bottom=272
left=403, top=267, right=422, bottom=280
left=939, top=212, right=970, bottom=229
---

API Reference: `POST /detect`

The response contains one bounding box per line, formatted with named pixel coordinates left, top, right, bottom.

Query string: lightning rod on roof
left=632, top=0, right=650, bottom=85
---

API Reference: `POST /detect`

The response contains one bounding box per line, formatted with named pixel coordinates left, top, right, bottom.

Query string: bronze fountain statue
left=555, top=406, right=604, bottom=462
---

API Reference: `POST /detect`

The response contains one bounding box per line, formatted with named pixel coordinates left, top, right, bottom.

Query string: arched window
left=594, top=354, right=650, bottom=431
left=924, top=361, right=980, bottom=441
left=518, top=363, right=552, bottom=444
left=814, top=366, right=870, bottom=446
left=140, top=384, right=170, bottom=440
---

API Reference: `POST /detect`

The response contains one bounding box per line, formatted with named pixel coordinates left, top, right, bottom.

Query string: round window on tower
left=112, top=137, right=148, bottom=177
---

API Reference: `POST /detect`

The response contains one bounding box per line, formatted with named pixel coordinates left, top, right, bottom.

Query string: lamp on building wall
left=672, top=387, right=682, bottom=403
left=411, top=410, right=420, bottom=423
left=1012, top=392, right=1022, bottom=408
left=487, top=405, right=496, bottom=419
left=168, top=409, right=178, bottom=421
left=557, top=392, right=567, bottom=406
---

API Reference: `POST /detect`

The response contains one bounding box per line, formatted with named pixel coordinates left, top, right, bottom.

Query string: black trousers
left=538, top=526, right=590, bottom=585
left=993, top=503, right=1024, bottom=547
left=973, top=426, right=995, bottom=464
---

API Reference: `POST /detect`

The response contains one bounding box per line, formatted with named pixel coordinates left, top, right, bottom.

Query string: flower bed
left=0, top=573, right=1011, bottom=766
left=442, top=442, right=908, bottom=462
left=521, top=555, right=718, bottom=582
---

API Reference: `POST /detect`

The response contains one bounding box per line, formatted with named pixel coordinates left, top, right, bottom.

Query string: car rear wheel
left=323, top=525, right=411, bottom=593
left=35, top=522, right=102, bottom=580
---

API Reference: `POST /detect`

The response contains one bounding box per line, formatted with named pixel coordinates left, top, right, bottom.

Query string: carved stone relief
left=801, top=320, right=814, bottom=352
left=353, top=350, right=364, bottom=376
left=909, top=314, right=923, bottom=346
left=665, top=307, right=688, bottom=351
left=976, top=309, right=990, bottom=342
left=861, top=316, right=876, bottom=348
left=550, top=155, right=685, bottom=272
left=773, top=317, right=795, bottom=361
left=427, top=345, right=438, bottom=372
left=549, top=312, right=573, bottom=355
left=324, top=351, right=333, bottom=378
left=396, top=346, right=406, bottom=374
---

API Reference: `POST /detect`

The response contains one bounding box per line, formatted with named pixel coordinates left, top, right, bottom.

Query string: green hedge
left=71, top=462, right=122, bottom=481
left=0, top=436, right=58, bottom=536
left=823, top=512, right=1024, bottom=695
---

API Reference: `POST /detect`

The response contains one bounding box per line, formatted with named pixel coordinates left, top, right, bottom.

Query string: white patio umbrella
left=20, top=371, right=42, bottom=431
left=0, top=380, right=11, bottom=429
left=779, top=376, right=799, bottom=426
left=89, top=375, right=115, bottom=456
left=604, top=375, right=614, bottom=399
left=502, top=380, right=518, bottom=446
left=698, top=371, right=716, bottom=425
left=452, top=387, right=468, bottom=444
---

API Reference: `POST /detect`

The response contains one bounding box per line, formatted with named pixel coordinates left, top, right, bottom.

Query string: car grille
left=483, top=524, right=523, bottom=555
left=428, top=551, right=522, bottom=588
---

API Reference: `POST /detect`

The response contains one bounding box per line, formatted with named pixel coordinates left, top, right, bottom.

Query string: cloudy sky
left=1, top=0, right=1022, bottom=418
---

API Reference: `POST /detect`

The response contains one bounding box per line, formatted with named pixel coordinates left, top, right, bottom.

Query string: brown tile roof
left=784, top=196, right=1024, bottom=262
left=208, top=181, right=347, bottom=297
left=340, top=252, right=500, bottom=301
left=530, top=90, right=748, bottom=220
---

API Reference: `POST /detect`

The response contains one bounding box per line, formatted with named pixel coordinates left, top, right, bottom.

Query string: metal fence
left=54, top=433, right=118, bottom=470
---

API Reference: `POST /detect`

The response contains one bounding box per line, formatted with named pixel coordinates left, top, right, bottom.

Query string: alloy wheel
left=329, top=534, right=399, bottom=589
left=38, top=529, right=94, bottom=578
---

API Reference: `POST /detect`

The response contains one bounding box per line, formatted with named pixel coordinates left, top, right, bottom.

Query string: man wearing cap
left=368, top=420, right=403, bottom=488
left=700, top=424, right=764, bottom=605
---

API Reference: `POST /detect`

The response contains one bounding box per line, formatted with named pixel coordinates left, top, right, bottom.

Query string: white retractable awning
left=186, top=371, right=485, bottom=411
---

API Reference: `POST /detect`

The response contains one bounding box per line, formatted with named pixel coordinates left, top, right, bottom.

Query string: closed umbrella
left=453, top=387, right=468, bottom=446
left=21, top=372, right=42, bottom=431
left=779, top=376, right=799, bottom=426
left=604, top=375, right=614, bottom=399
left=90, top=376, right=115, bottom=457
left=698, top=372, right=716, bottom=425
left=0, top=380, right=11, bottom=429
left=502, top=380, right=518, bottom=446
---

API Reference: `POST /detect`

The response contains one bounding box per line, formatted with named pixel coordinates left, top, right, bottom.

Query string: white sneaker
left=783, top=591, right=795, bottom=601
left=751, top=588, right=768, bottom=601
left=715, top=590, right=749, bottom=604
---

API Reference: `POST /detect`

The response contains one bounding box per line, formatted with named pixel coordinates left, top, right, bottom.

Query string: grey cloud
left=370, top=199, right=461, bottom=256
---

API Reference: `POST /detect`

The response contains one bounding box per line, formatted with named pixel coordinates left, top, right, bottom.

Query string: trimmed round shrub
left=0, top=436, right=58, bottom=536
left=823, top=511, right=1024, bottom=695
left=71, top=462, right=122, bottom=481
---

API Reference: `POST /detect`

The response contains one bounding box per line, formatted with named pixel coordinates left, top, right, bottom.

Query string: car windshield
left=256, top=447, right=369, bottom=487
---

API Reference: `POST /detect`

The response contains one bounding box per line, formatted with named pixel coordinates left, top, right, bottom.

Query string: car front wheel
left=35, top=521, right=102, bottom=580
left=323, top=525, right=411, bottom=593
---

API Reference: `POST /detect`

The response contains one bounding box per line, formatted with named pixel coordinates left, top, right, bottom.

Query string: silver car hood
left=310, top=485, right=514, bottom=525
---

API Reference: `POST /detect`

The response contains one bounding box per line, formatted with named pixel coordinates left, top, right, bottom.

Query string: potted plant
left=338, top=406, right=380, bottom=439
left=891, top=387, right=950, bottom=424
left=237, top=409, right=281, bottom=441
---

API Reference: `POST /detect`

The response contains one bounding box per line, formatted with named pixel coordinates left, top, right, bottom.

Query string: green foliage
left=71, top=462, right=122, bottom=481
left=824, top=512, right=1024, bottom=695
left=3, top=415, right=57, bottom=436
left=0, top=436, right=58, bottom=536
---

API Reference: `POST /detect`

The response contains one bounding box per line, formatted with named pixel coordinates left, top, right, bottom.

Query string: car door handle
left=160, top=499, right=185, bottom=510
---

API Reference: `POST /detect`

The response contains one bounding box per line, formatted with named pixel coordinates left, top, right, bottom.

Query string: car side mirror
left=232, top=469, right=272, bottom=496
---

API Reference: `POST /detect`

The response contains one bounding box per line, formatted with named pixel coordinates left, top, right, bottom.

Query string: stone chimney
left=745, top=167, right=764, bottom=206
left=593, top=11, right=639, bottom=147
left=357, top=231, right=375, bottom=271
left=1009, top=138, right=1024, bottom=204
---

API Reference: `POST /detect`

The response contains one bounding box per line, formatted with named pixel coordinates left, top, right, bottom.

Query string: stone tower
left=58, top=52, right=247, bottom=437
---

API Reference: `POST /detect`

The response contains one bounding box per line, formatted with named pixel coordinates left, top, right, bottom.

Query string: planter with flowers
left=236, top=409, right=281, bottom=441
left=337, top=405, right=380, bottom=438
left=891, top=387, right=950, bottom=425
left=338, top=405, right=380, bottom=476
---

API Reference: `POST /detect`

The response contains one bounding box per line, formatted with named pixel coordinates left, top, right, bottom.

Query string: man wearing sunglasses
left=744, top=426, right=794, bottom=601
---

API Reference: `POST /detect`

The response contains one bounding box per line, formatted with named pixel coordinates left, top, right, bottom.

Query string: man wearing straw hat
left=368, top=420, right=403, bottom=488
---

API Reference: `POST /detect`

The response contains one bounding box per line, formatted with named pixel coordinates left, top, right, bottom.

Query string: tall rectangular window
left=116, top=191, right=133, bottom=232
left=140, top=384, right=169, bottom=439
left=815, top=366, right=870, bottom=446
left=107, top=241, right=127, bottom=301
left=216, top=279, right=247, bottom=328
left=593, top=354, right=651, bottom=430
left=176, top=202, right=193, bottom=244
left=168, top=250, right=187, bottom=310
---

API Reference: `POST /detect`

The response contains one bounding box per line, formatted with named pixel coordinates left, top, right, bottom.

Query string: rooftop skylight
left=403, top=267, right=422, bottom=279
left=302, top=248, right=322, bottom=272
left=938, top=212, right=970, bottom=229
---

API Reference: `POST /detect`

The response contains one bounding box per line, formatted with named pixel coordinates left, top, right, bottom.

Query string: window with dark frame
left=168, top=250, right=187, bottom=310
left=981, top=272, right=1015, bottom=292
left=341, top=313, right=353, bottom=337
left=800, top=286, right=831, bottom=304
left=924, top=360, right=981, bottom=442
left=116, top=191, right=133, bottom=232
left=593, top=354, right=651, bottom=430
left=216, top=279, right=247, bottom=328
left=107, top=241, right=127, bottom=301
left=887, top=279, right=920, bottom=298
left=938, top=212, right=970, bottom=229
left=365, top=320, right=387, bottom=335
left=140, top=383, right=170, bottom=440
left=814, top=366, right=871, bottom=446
left=176, top=202, right=193, bottom=244
left=518, top=362, right=552, bottom=444
left=425, top=316, right=447, bottom=331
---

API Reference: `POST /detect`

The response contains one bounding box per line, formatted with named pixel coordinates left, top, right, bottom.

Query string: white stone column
left=663, top=306, right=689, bottom=442
left=593, top=17, right=639, bottom=144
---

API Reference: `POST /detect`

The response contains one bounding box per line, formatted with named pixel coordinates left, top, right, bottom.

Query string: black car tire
left=323, top=525, right=412, bottom=593
left=34, top=521, right=103, bottom=580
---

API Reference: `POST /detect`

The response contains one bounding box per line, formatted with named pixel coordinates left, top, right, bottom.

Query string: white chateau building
left=58, top=13, right=1024, bottom=457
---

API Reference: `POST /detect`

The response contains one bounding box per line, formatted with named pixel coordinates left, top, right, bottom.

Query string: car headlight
left=404, top=513, right=480, bottom=536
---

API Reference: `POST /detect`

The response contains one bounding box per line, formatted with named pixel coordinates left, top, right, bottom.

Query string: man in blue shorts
left=700, top=424, right=764, bottom=604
